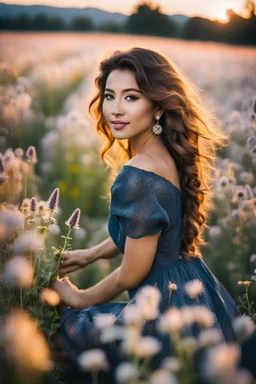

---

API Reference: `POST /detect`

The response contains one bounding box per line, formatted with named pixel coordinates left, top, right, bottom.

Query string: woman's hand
left=59, top=248, right=95, bottom=277
left=50, top=277, right=84, bottom=310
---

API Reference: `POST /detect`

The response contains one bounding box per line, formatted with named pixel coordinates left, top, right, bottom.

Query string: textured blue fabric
left=59, top=165, right=256, bottom=383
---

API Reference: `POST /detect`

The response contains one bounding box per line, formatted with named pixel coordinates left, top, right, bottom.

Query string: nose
left=110, top=98, right=124, bottom=116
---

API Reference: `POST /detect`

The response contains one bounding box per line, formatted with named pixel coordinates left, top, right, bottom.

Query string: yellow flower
left=70, top=186, right=81, bottom=200
left=237, top=280, right=251, bottom=286
left=59, top=180, right=67, bottom=194
left=69, top=164, right=79, bottom=175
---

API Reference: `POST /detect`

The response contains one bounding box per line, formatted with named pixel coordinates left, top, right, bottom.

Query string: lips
left=112, top=123, right=129, bottom=130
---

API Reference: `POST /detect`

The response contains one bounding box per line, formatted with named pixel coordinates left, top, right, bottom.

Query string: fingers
left=59, top=264, right=80, bottom=276
left=61, top=252, right=77, bottom=267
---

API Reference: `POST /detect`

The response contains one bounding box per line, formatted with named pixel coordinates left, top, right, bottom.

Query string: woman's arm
left=90, top=236, right=120, bottom=261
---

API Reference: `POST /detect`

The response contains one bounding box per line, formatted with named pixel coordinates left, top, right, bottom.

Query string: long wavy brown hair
left=88, top=47, right=229, bottom=259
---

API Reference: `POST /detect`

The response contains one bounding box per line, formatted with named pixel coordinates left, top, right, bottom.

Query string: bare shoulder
left=126, top=154, right=180, bottom=189
left=126, top=154, right=160, bottom=173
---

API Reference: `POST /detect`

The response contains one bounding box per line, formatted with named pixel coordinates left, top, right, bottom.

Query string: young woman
left=51, top=47, right=256, bottom=382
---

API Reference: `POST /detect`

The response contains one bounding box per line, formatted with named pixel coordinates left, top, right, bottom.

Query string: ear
left=154, top=107, right=165, bottom=119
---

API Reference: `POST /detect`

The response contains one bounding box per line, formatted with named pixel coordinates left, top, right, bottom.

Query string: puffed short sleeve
left=110, top=166, right=170, bottom=238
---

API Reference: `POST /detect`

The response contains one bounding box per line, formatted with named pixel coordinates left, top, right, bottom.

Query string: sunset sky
left=3, top=0, right=247, bottom=22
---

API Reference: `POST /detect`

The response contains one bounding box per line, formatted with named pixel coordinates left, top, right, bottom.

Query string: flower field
left=0, top=32, right=256, bottom=384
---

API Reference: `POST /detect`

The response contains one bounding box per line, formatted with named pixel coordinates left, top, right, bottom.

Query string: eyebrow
left=104, top=88, right=143, bottom=94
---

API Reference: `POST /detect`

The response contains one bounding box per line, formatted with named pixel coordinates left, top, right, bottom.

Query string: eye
left=103, top=94, right=138, bottom=101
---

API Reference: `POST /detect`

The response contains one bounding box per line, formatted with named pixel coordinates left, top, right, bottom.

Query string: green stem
left=20, top=287, right=23, bottom=309
left=91, top=369, right=98, bottom=384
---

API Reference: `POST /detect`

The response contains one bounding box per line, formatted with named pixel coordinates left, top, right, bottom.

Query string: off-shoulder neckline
left=123, top=165, right=183, bottom=194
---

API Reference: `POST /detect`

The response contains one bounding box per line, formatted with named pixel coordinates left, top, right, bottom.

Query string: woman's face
left=102, top=69, right=159, bottom=139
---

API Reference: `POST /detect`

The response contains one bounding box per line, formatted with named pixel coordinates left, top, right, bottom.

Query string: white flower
left=205, top=343, right=240, bottom=378
left=121, top=327, right=141, bottom=355
left=77, top=349, right=109, bottom=372
left=100, top=325, right=127, bottom=343
left=133, top=336, right=162, bottom=358
left=115, top=362, right=139, bottom=384
left=161, top=357, right=181, bottom=374
left=249, top=254, right=256, bottom=263
left=233, top=316, right=255, bottom=342
left=122, top=305, right=144, bottom=327
left=192, top=306, right=215, bottom=327
left=136, top=285, right=161, bottom=321
left=179, top=305, right=195, bottom=326
left=158, top=307, right=183, bottom=334
left=198, top=328, right=223, bottom=348
left=149, top=369, right=178, bottom=384
left=184, top=279, right=203, bottom=299
left=11, top=231, right=43, bottom=254
left=208, top=225, right=222, bottom=239
left=3, top=256, right=34, bottom=289
left=95, top=313, right=116, bottom=329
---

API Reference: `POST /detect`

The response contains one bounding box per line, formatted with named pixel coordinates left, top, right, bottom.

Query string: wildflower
left=3, top=256, right=34, bottom=289
left=168, top=282, right=177, bottom=291
left=47, top=188, right=59, bottom=212
left=208, top=225, right=222, bottom=239
left=158, top=307, right=183, bottom=334
left=198, top=328, right=223, bottom=348
left=192, top=306, right=215, bottom=327
left=115, top=362, right=139, bottom=384
left=25, top=145, right=37, bottom=164
left=179, top=305, right=195, bottom=326
left=184, top=279, right=203, bottom=299
left=0, top=208, right=24, bottom=238
left=77, top=349, right=109, bottom=372
left=40, top=288, right=60, bottom=306
left=4, top=309, right=52, bottom=372
left=233, top=316, right=255, bottom=342
left=249, top=254, right=256, bottom=263
left=65, top=208, right=81, bottom=229
left=247, top=136, right=256, bottom=151
left=136, top=285, right=161, bottom=320
left=179, top=336, right=197, bottom=355
left=30, top=197, right=37, bottom=213
left=123, top=305, right=144, bottom=327
left=14, top=148, right=24, bottom=158
left=121, top=327, right=140, bottom=355
left=100, top=325, right=126, bottom=343
left=237, top=280, right=251, bottom=286
left=95, top=313, right=116, bottom=329
left=204, top=343, right=240, bottom=378
left=133, top=336, right=162, bottom=358
left=149, top=369, right=178, bottom=384
left=37, top=200, right=48, bottom=217
left=11, top=231, right=42, bottom=254
left=219, top=176, right=229, bottom=190
left=161, top=357, right=181, bottom=374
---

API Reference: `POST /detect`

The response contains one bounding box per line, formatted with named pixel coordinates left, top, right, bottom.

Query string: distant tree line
left=0, top=1, right=255, bottom=46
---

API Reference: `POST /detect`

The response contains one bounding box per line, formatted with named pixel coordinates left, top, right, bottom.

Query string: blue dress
left=59, top=165, right=256, bottom=383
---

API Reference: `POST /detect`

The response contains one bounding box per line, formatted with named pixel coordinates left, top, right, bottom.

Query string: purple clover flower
left=47, top=188, right=59, bottom=212
left=65, top=208, right=81, bottom=229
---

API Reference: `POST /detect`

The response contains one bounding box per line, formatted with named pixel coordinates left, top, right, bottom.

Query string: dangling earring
left=152, top=115, right=163, bottom=135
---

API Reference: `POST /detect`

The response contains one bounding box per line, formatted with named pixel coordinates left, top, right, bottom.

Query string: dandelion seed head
left=158, top=307, right=183, bottom=334
left=100, top=325, right=126, bottom=343
left=205, top=343, right=240, bottom=378
left=95, top=313, right=116, bottom=329
left=249, top=254, right=256, bottom=263
left=3, top=256, right=34, bottom=289
left=133, top=336, right=162, bottom=358
left=184, top=279, right=203, bottom=299
left=161, top=357, right=181, bottom=374
left=77, top=349, right=109, bottom=372
left=198, top=328, right=223, bottom=348
left=136, top=285, right=161, bottom=321
left=149, top=369, right=178, bottom=384
left=233, top=316, right=255, bottom=342
left=123, top=305, right=144, bottom=326
left=208, top=225, right=222, bottom=239
left=115, top=362, right=139, bottom=384
left=192, top=306, right=215, bottom=327
left=11, top=231, right=42, bottom=254
left=179, top=306, right=195, bottom=326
